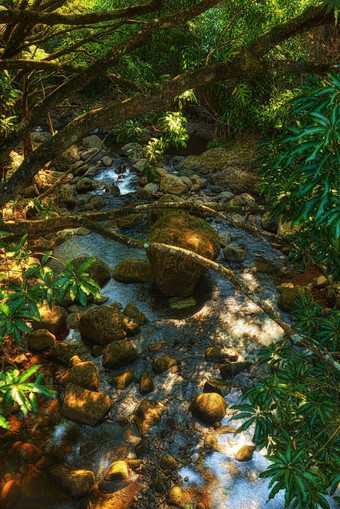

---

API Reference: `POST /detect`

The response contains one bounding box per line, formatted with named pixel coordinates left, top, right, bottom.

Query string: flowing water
left=6, top=147, right=337, bottom=509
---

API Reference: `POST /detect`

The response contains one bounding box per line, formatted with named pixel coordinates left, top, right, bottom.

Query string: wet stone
left=152, top=355, right=179, bottom=374
left=123, top=302, right=148, bottom=325
left=236, top=445, right=256, bottom=461
left=104, top=460, right=129, bottom=481
left=135, top=439, right=150, bottom=458
left=220, top=360, right=252, bottom=379
left=27, top=329, right=55, bottom=351
left=102, top=340, right=137, bottom=370
left=139, top=370, right=154, bottom=395
left=49, top=466, right=95, bottom=499
left=189, top=393, right=227, bottom=425
left=61, top=383, right=111, bottom=426
left=167, top=486, right=191, bottom=508
left=134, top=399, right=166, bottom=436
left=223, top=244, right=246, bottom=263
left=160, top=453, right=177, bottom=471
left=205, top=345, right=239, bottom=363
left=113, top=258, right=154, bottom=284
left=62, top=360, right=100, bottom=391
left=79, top=305, right=128, bottom=344
left=203, top=378, right=231, bottom=397
left=108, top=369, right=135, bottom=390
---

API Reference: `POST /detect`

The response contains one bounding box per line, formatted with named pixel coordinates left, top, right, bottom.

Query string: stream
left=3, top=141, right=337, bottom=509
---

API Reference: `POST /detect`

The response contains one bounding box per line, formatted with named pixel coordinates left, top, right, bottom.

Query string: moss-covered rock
left=62, top=361, right=100, bottom=392
left=108, top=213, right=145, bottom=230
left=160, top=453, right=177, bottom=471
left=62, top=383, right=111, bottom=426
left=189, top=393, right=227, bottom=425
left=205, top=345, right=239, bottom=363
left=152, top=355, right=179, bottom=374
left=167, top=486, right=191, bottom=508
left=219, top=360, right=252, bottom=379
left=139, top=370, right=154, bottom=395
left=277, top=285, right=306, bottom=312
left=150, top=194, right=185, bottom=223
left=147, top=212, right=220, bottom=296
left=102, top=341, right=137, bottom=369
left=123, top=302, right=148, bottom=325
left=27, top=329, right=55, bottom=351
left=79, top=306, right=128, bottom=344
left=70, top=256, right=111, bottom=288
left=113, top=258, right=154, bottom=284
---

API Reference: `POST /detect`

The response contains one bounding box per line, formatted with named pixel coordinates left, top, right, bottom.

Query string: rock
left=79, top=306, right=128, bottom=344
left=277, top=218, right=300, bottom=237
left=203, top=378, right=231, bottom=397
left=128, top=459, right=143, bottom=471
left=135, top=438, right=150, bottom=457
left=205, top=345, right=239, bottom=363
left=152, top=355, right=179, bottom=374
left=62, top=361, right=100, bottom=391
left=0, top=480, right=20, bottom=507
left=49, top=465, right=95, bottom=499
left=32, top=304, right=68, bottom=337
left=144, top=182, right=159, bottom=193
left=235, top=445, right=256, bottom=462
left=134, top=399, right=166, bottom=436
left=80, top=148, right=100, bottom=161
left=153, top=472, right=165, bottom=492
left=147, top=212, right=220, bottom=296
left=66, top=312, right=79, bottom=330
left=8, top=441, right=42, bottom=464
left=102, top=341, right=137, bottom=369
left=180, top=155, right=201, bottom=173
left=101, top=156, right=112, bottom=167
left=71, top=160, right=88, bottom=176
left=204, top=434, right=220, bottom=451
left=76, top=227, right=91, bottom=235
left=218, top=191, right=234, bottom=201
left=82, top=134, right=102, bottom=149
left=126, top=322, right=141, bottom=337
left=160, top=453, right=177, bottom=471
left=121, top=142, right=143, bottom=160
left=278, top=286, right=306, bottom=312
left=108, top=213, right=145, bottom=230
left=27, top=329, right=55, bottom=351
left=220, top=361, right=252, bottom=379
left=160, top=174, right=187, bottom=195
left=113, top=258, right=154, bottom=284
left=261, top=212, right=278, bottom=233
left=219, top=231, right=232, bottom=247
left=62, top=383, right=111, bottom=425
left=139, top=370, right=154, bottom=395
left=189, top=393, right=227, bottom=425
left=223, top=244, right=246, bottom=263
left=108, top=369, right=135, bottom=390
left=132, top=158, right=148, bottom=173
left=169, top=296, right=197, bottom=310
left=123, top=303, right=148, bottom=325
left=75, top=177, right=93, bottom=193
left=53, top=145, right=80, bottom=171
left=136, top=188, right=152, bottom=200
left=167, top=486, right=191, bottom=508
left=70, top=256, right=111, bottom=288
left=104, top=461, right=129, bottom=481
left=151, top=194, right=185, bottom=222
left=229, top=193, right=255, bottom=207
left=58, top=184, right=78, bottom=207
left=154, top=167, right=167, bottom=178
left=88, top=196, right=106, bottom=209
left=181, top=176, right=192, bottom=189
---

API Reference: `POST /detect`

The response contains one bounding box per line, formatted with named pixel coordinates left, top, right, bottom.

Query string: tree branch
left=0, top=58, right=82, bottom=73
left=0, top=0, right=162, bottom=25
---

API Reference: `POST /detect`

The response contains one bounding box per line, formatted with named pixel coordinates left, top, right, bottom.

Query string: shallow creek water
left=38, top=151, right=335, bottom=509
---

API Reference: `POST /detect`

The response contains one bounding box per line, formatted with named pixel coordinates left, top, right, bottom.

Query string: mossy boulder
left=70, top=256, right=111, bottom=288
left=152, top=355, right=179, bottom=374
left=62, top=361, right=100, bottom=391
left=108, top=369, right=135, bottom=390
left=146, top=212, right=220, bottom=296
left=113, top=258, right=154, bottom=284
left=79, top=306, right=128, bottom=344
left=278, top=285, right=307, bottom=312
left=139, top=370, right=154, bottom=395
left=151, top=194, right=185, bottom=223
left=62, top=383, right=111, bottom=426
left=189, top=393, right=227, bottom=425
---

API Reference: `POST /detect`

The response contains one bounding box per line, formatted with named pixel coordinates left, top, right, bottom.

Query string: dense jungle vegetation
left=0, top=1, right=339, bottom=508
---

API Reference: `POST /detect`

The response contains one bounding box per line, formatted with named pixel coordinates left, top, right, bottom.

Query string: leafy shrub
left=259, top=73, right=340, bottom=280
left=232, top=294, right=340, bottom=509
left=0, top=364, right=55, bottom=429
left=0, top=233, right=101, bottom=344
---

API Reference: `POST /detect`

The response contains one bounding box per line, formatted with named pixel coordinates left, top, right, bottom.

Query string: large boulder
left=70, top=256, right=111, bottom=288
left=79, top=306, right=128, bottom=344
left=102, top=340, right=137, bottom=369
left=62, top=383, right=111, bottom=425
left=112, top=258, right=154, bottom=284
left=189, top=393, right=227, bottom=425
left=146, top=212, right=220, bottom=296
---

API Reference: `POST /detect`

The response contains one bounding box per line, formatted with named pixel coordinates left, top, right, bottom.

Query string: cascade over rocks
left=79, top=306, right=128, bottom=344
left=146, top=212, right=220, bottom=296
